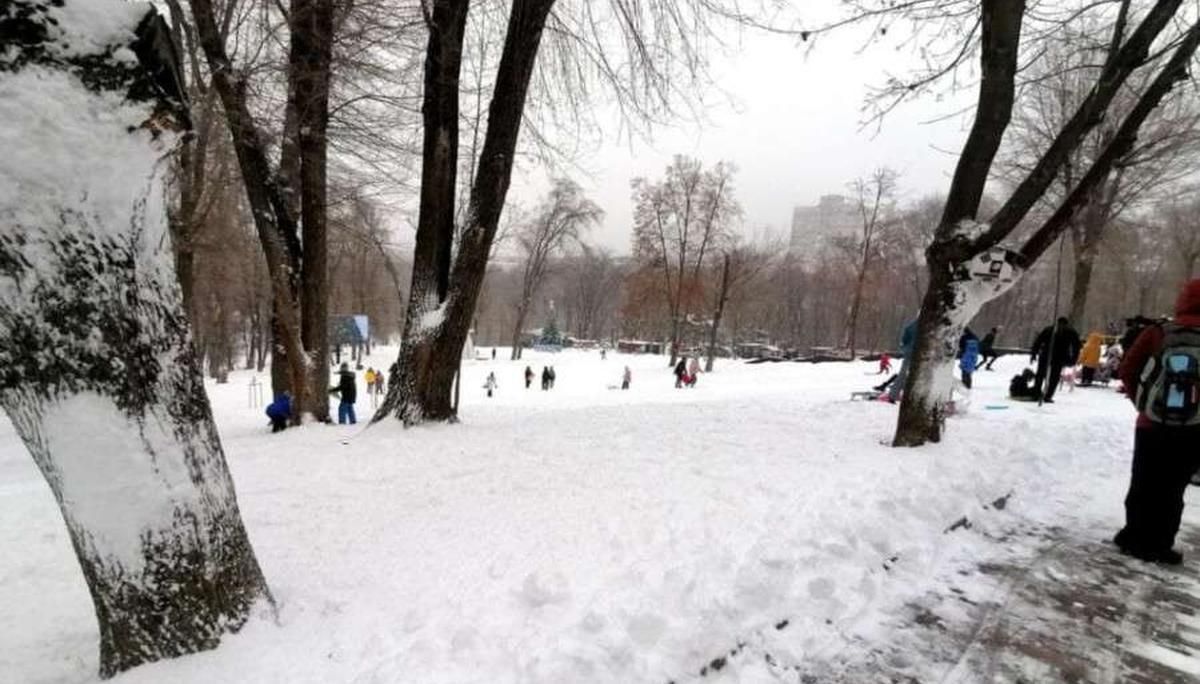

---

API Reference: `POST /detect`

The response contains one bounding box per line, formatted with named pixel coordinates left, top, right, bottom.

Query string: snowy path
left=2, top=350, right=1196, bottom=683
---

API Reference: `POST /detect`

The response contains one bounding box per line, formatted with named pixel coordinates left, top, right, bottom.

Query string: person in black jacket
left=674, top=357, right=688, bottom=388
left=330, top=362, right=357, bottom=424
left=977, top=328, right=999, bottom=370
left=1030, top=317, right=1082, bottom=403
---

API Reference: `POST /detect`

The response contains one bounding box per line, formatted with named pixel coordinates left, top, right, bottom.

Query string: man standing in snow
left=329, top=362, right=358, bottom=424
left=1113, top=279, right=1200, bottom=565
left=1030, top=317, right=1081, bottom=403
left=886, top=319, right=918, bottom=403
left=622, top=366, right=632, bottom=390
left=977, top=327, right=999, bottom=370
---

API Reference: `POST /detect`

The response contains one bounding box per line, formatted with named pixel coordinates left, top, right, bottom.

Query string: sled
left=850, top=391, right=883, bottom=401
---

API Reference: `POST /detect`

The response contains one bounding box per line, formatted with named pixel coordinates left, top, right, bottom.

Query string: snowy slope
left=0, top=351, right=1149, bottom=682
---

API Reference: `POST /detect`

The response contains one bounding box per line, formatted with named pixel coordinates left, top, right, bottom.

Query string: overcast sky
left=505, top=16, right=979, bottom=255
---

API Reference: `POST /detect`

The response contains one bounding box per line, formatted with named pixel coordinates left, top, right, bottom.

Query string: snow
left=0, top=350, right=1176, bottom=682
left=43, top=0, right=147, bottom=60
left=0, top=66, right=164, bottom=241
left=39, top=392, right=202, bottom=572
left=416, top=301, right=448, bottom=336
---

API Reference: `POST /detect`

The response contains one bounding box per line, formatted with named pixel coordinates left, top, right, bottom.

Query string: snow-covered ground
left=0, top=349, right=1153, bottom=682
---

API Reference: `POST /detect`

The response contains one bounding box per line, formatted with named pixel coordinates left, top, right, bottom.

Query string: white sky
left=506, top=16, right=979, bottom=254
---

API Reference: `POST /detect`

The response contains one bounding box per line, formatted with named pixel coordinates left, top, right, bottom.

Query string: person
left=1121, top=317, right=1153, bottom=355
left=687, top=357, right=701, bottom=387
left=1009, top=368, right=1040, bottom=401
left=1100, top=343, right=1122, bottom=385
left=977, top=328, right=999, bottom=370
left=1030, top=317, right=1081, bottom=403
left=960, top=336, right=979, bottom=389
left=265, top=392, right=291, bottom=433
left=492, top=347, right=497, bottom=360
left=674, top=356, right=688, bottom=389
left=1113, top=279, right=1200, bottom=565
left=886, top=319, right=918, bottom=403
left=1078, top=332, right=1104, bottom=386
left=957, top=327, right=978, bottom=359
left=364, top=367, right=376, bottom=391
left=375, top=371, right=386, bottom=395
left=878, top=352, right=892, bottom=375
left=525, top=365, right=534, bottom=389
left=541, top=366, right=551, bottom=391
left=600, top=348, right=607, bottom=360
left=548, top=366, right=557, bottom=389
left=621, top=365, right=632, bottom=390
left=484, top=371, right=498, bottom=398
left=329, top=362, right=358, bottom=424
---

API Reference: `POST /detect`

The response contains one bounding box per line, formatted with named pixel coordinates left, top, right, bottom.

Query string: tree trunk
left=893, top=0, right=1025, bottom=446
left=705, top=254, right=730, bottom=372
left=510, top=299, right=529, bottom=360
left=379, top=0, right=555, bottom=424
left=192, top=0, right=310, bottom=421
left=668, top=315, right=682, bottom=367
left=844, top=259, right=868, bottom=359
left=894, top=256, right=1022, bottom=445
left=290, top=0, right=334, bottom=422
left=0, top=4, right=272, bottom=677
left=375, top=0, right=470, bottom=424
left=1067, top=239, right=1097, bottom=330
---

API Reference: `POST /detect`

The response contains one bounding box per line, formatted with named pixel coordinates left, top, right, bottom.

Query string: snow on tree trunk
left=0, top=1, right=272, bottom=677
left=894, top=232, right=1022, bottom=446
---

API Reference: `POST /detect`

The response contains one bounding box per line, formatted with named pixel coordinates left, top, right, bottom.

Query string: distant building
left=789, top=194, right=861, bottom=256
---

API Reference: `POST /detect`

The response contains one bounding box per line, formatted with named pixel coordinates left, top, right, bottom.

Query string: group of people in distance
left=265, top=362, right=383, bottom=431
left=673, top=356, right=701, bottom=388
left=522, top=365, right=558, bottom=391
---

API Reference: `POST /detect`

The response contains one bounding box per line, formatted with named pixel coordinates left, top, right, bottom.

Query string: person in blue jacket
left=883, top=318, right=919, bottom=402
left=265, top=392, right=291, bottom=433
left=960, top=337, right=979, bottom=389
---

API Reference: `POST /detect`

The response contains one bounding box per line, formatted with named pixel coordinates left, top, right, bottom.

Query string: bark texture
left=0, top=2, right=271, bottom=676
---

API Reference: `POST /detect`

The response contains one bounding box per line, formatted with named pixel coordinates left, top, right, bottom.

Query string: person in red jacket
left=1113, top=278, right=1200, bottom=564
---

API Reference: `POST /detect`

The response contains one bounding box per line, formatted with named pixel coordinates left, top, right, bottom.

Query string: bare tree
left=843, top=167, right=898, bottom=359
left=0, top=3, right=271, bottom=676
left=289, top=0, right=336, bottom=421
left=632, top=156, right=740, bottom=365
left=510, top=179, right=602, bottom=359
left=561, top=244, right=625, bottom=341
left=998, top=23, right=1200, bottom=329
left=375, top=0, right=775, bottom=424
left=704, top=240, right=773, bottom=371
left=1157, top=191, right=1200, bottom=283
left=892, top=1, right=1200, bottom=446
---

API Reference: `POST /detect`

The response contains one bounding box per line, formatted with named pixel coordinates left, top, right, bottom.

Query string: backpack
left=1136, top=324, right=1200, bottom=426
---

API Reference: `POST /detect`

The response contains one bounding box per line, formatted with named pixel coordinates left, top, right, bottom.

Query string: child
left=621, top=366, right=632, bottom=390
left=878, top=353, right=892, bottom=375
left=960, top=337, right=979, bottom=389
left=484, top=371, right=498, bottom=398
left=265, top=392, right=291, bottom=433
